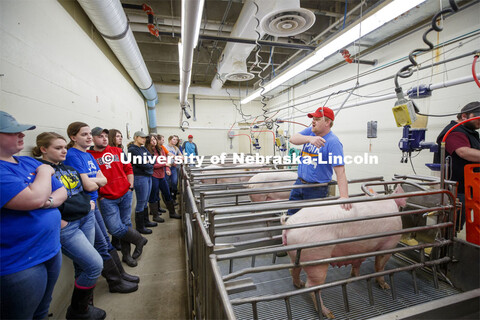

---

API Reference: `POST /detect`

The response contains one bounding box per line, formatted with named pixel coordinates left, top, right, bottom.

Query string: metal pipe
left=209, top=255, right=237, bottom=319
left=221, top=240, right=452, bottom=281
left=228, top=257, right=451, bottom=305
left=212, top=189, right=456, bottom=215
left=214, top=205, right=452, bottom=238
left=179, top=0, right=205, bottom=107
left=263, top=49, right=480, bottom=119
left=274, top=71, right=480, bottom=121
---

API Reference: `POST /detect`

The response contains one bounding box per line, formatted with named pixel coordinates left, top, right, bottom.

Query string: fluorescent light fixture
left=241, top=0, right=426, bottom=105
left=178, top=41, right=183, bottom=83
left=193, top=0, right=205, bottom=48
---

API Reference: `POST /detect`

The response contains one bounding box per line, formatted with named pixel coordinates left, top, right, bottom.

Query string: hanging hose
left=277, top=120, right=308, bottom=127
left=252, top=1, right=272, bottom=130
left=394, top=0, right=459, bottom=91
left=473, top=54, right=480, bottom=88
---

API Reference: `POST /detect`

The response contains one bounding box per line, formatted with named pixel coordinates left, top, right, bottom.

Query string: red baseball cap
left=188, top=134, right=193, bottom=138
left=307, top=106, right=334, bottom=121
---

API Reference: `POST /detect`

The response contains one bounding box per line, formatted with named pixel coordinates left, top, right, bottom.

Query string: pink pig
left=282, top=186, right=406, bottom=318
left=200, top=164, right=251, bottom=184
left=247, top=171, right=298, bottom=202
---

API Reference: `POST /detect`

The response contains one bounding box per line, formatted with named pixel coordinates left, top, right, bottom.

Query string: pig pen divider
left=199, top=176, right=386, bottom=214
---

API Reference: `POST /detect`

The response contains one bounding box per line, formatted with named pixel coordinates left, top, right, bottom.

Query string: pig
left=199, top=164, right=252, bottom=184
left=281, top=186, right=406, bottom=318
left=247, top=171, right=298, bottom=202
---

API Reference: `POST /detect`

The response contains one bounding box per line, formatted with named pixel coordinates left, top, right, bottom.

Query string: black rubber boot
left=111, top=236, right=121, bottom=251
left=101, top=258, right=138, bottom=293
left=143, top=207, right=158, bottom=227
left=149, top=202, right=165, bottom=223
left=122, top=227, right=148, bottom=260
left=135, top=210, right=152, bottom=234
left=158, top=201, right=166, bottom=214
left=109, top=249, right=140, bottom=283
left=120, top=240, right=137, bottom=267
left=166, top=200, right=181, bottom=219
left=65, top=284, right=106, bottom=320
left=171, top=190, right=179, bottom=206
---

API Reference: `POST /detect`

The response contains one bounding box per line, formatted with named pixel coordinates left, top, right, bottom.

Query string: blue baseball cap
left=0, top=111, right=36, bottom=133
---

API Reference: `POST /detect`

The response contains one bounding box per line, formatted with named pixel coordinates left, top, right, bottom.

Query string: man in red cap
left=183, top=134, right=198, bottom=157
left=287, top=106, right=351, bottom=215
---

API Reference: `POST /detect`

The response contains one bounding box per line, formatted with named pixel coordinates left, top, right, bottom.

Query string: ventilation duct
left=76, top=0, right=159, bottom=131
left=225, top=60, right=255, bottom=82
left=260, top=0, right=315, bottom=37
left=211, top=0, right=315, bottom=90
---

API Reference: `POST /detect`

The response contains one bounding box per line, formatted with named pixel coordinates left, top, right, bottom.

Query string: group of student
left=0, top=111, right=183, bottom=320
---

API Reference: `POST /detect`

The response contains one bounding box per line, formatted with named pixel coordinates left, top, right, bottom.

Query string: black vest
left=435, top=122, right=480, bottom=193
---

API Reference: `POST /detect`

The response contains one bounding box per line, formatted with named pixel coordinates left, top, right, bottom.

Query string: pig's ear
left=393, top=184, right=407, bottom=208
left=394, top=185, right=405, bottom=194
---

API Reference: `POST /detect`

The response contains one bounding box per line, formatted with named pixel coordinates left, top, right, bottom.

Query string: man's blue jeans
left=287, top=178, right=329, bottom=215
left=1, top=251, right=62, bottom=320
left=60, top=210, right=103, bottom=288
left=150, top=176, right=172, bottom=203
left=93, top=204, right=115, bottom=259
left=166, top=166, right=178, bottom=194
left=134, top=175, right=152, bottom=212
left=98, top=191, right=133, bottom=238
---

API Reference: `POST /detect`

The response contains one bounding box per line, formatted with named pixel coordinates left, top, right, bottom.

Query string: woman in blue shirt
left=0, top=111, right=67, bottom=320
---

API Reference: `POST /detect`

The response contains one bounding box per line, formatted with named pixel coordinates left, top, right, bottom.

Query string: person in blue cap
left=0, top=111, right=67, bottom=320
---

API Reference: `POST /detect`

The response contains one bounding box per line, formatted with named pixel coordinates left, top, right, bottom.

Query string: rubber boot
left=149, top=202, right=165, bottom=223
left=122, top=227, right=148, bottom=260
left=65, top=283, right=106, bottom=320
left=109, top=249, right=140, bottom=283
left=166, top=200, right=181, bottom=219
left=143, top=207, right=158, bottom=228
left=111, top=236, right=121, bottom=251
left=120, top=240, right=137, bottom=267
left=101, top=258, right=138, bottom=293
left=158, top=201, right=166, bottom=214
left=171, top=190, right=178, bottom=206
left=135, top=210, right=152, bottom=234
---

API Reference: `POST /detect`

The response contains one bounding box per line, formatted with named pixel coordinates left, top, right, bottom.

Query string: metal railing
left=181, top=169, right=459, bottom=319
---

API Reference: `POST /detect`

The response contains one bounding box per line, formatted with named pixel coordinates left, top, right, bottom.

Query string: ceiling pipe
left=155, top=84, right=249, bottom=97
left=76, top=0, right=159, bottom=132
left=126, top=13, right=234, bottom=33
left=179, top=0, right=205, bottom=116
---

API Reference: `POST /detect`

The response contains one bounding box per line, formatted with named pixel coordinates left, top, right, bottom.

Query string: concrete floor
left=56, top=211, right=188, bottom=320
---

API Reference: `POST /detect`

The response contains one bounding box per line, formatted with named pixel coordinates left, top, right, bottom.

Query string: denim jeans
left=134, top=175, right=152, bottom=212
left=287, top=178, right=329, bottom=215
left=98, top=191, right=133, bottom=238
left=60, top=210, right=103, bottom=287
left=1, top=251, right=62, bottom=320
left=93, top=204, right=115, bottom=260
left=149, top=176, right=172, bottom=203
left=166, top=166, right=178, bottom=194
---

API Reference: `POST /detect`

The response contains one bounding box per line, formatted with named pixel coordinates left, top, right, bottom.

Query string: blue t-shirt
left=0, top=156, right=63, bottom=276
left=64, top=147, right=101, bottom=201
left=184, top=141, right=197, bottom=156
left=297, top=127, right=345, bottom=183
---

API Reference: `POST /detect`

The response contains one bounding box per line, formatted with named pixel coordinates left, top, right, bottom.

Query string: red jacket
left=87, top=146, right=133, bottom=199
left=152, top=147, right=170, bottom=179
